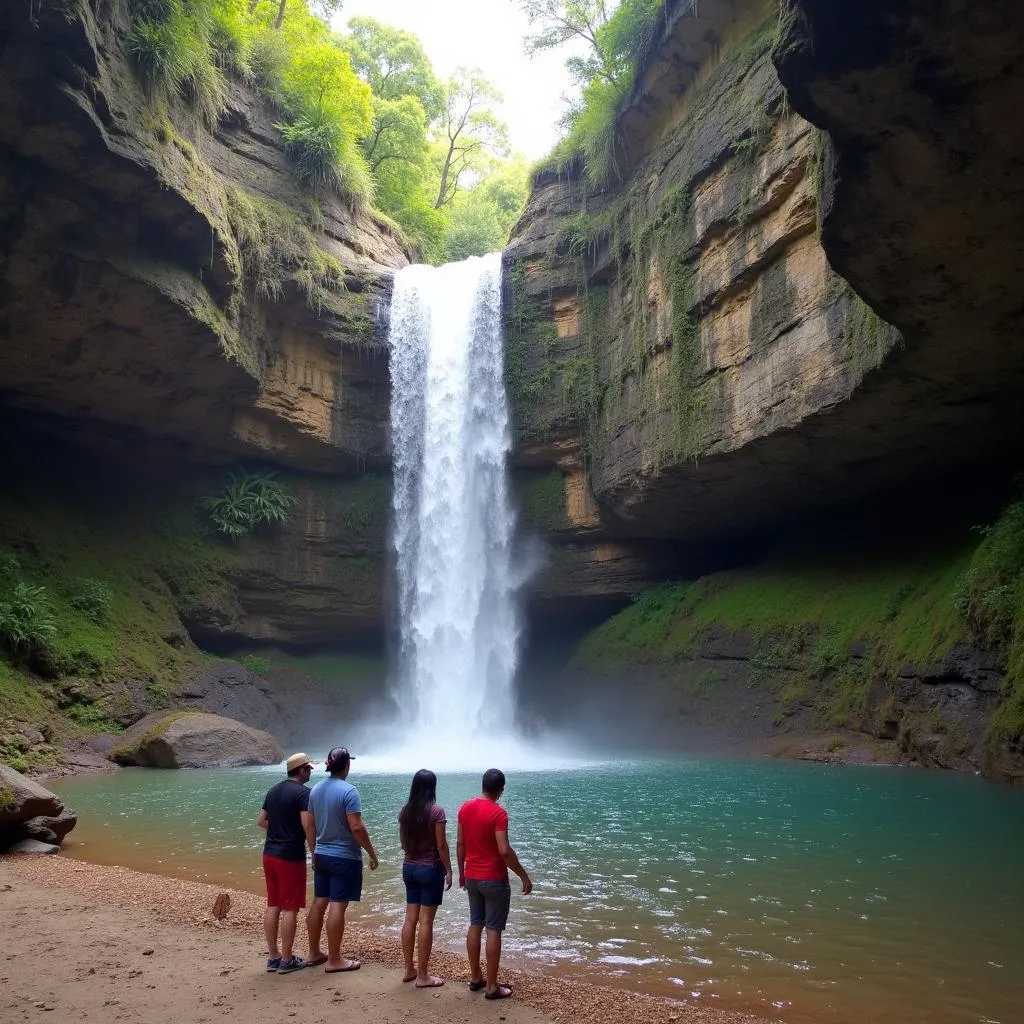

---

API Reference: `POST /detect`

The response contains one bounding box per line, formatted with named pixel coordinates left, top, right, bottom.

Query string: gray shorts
left=466, top=878, right=511, bottom=931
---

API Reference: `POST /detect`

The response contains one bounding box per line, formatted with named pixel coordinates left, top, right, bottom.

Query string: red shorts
left=263, top=854, right=307, bottom=910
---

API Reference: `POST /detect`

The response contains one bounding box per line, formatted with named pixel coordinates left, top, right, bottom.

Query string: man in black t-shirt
left=257, top=752, right=319, bottom=974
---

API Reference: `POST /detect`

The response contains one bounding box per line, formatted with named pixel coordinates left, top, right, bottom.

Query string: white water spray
left=381, top=252, right=529, bottom=768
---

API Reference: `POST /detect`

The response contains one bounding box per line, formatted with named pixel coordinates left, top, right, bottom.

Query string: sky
left=332, top=0, right=580, bottom=160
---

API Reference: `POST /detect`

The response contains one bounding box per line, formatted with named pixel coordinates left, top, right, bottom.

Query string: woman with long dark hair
left=398, top=768, right=453, bottom=987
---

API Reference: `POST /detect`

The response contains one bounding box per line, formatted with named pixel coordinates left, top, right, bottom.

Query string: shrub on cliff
left=202, top=470, right=298, bottom=539
left=954, top=498, right=1024, bottom=740
left=0, top=582, right=58, bottom=658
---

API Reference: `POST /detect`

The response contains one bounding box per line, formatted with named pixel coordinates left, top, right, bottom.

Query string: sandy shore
left=0, top=856, right=769, bottom=1024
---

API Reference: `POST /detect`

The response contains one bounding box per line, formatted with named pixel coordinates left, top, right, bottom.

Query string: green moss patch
left=576, top=542, right=970, bottom=674
left=516, top=471, right=569, bottom=532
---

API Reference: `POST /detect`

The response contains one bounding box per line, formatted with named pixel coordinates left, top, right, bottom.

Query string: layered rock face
left=0, top=0, right=406, bottom=474
left=506, top=3, right=902, bottom=547
left=506, top=0, right=1024, bottom=550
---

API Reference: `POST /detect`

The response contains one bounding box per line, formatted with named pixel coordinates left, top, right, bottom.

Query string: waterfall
left=387, top=252, right=521, bottom=756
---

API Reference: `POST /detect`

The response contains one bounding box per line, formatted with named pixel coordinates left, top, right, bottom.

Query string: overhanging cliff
left=505, top=0, right=1024, bottom=551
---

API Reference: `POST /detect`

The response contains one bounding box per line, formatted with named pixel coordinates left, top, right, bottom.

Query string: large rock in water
left=0, top=765, right=77, bottom=850
left=109, top=713, right=282, bottom=769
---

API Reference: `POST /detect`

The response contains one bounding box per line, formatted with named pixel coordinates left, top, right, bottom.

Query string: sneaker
left=277, top=956, right=311, bottom=975
left=267, top=958, right=281, bottom=973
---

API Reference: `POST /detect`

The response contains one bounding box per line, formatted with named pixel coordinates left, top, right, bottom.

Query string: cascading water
left=385, top=252, right=523, bottom=763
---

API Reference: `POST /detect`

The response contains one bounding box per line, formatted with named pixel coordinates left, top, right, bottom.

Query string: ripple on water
left=50, top=757, right=1024, bottom=1024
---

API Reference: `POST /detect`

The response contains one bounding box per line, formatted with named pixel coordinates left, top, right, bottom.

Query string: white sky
left=332, top=0, right=577, bottom=159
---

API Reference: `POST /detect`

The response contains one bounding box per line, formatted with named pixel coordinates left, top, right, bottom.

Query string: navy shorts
left=403, top=862, right=445, bottom=907
left=466, top=878, right=511, bottom=931
left=313, top=854, right=363, bottom=903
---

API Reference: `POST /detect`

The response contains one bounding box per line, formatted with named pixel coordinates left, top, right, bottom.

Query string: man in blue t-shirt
left=306, top=746, right=379, bottom=973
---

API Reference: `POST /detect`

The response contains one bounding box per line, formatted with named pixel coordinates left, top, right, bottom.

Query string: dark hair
left=326, top=746, right=351, bottom=774
left=287, top=765, right=308, bottom=778
left=482, top=768, right=505, bottom=796
left=399, top=769, right=437, bottom=855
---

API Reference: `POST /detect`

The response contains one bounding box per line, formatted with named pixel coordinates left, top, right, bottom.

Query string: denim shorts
left=313, top=853, right=362, bottom=903
left=466, top=878, right=511, bottom=931
left=403, top=861, right=445, bottom=907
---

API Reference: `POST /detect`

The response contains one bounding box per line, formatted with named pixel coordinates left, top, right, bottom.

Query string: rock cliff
left=0, top=0, right=406, bottom=473
left=504, top=0, right=1024, bottom=776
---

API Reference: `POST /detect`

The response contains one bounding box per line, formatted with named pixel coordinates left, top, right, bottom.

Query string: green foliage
left=224, top=188, right=346, bottom=309
left=954, top=499, right=1024, bottom=741
left=201, top=469, right=298, bottom=539
left=524, top=0, right=666, bottom=185
left=124, top=2, right=520, bottom=260
left=65, top=701, right=122, bottom=733
left=241, top=653, right=272, bottom=675
left=70, top=578, right=115, bottom=624
left=278, top=105, right=374, bottom=201
left=574, top=541, right=973, bottom=700
left=517, top=471, right=569, bottom=532
left=0, top=782, right=13, bottom=811
left=335, top=475, right=390, bottom=535
left=128, top=0, right=227, bottom=125
left=343, top=16, right=443, bottom=115
left=0, top=582, right=58, bottom=657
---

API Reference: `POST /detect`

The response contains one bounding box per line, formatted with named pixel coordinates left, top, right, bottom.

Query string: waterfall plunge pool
left=50, top=756, right=1024, bottom=1024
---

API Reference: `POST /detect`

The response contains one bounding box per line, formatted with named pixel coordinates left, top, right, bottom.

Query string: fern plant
left=70, top=578, right=115, bottom=624
left=0, top=582, right=58, bottom=655
left=202, top=469, right=298, bottom=539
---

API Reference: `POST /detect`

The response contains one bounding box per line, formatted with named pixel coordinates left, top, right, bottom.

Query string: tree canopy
left=126, top=0, right=528, bottom=263
left=520, top=0, right=667, bottom=185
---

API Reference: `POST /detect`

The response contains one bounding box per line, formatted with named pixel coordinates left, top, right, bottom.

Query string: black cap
left=326, top=746, right=355, bottom=771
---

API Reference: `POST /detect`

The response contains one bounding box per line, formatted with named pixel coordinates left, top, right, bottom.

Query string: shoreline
left=0, top=855, right=769, bottom=1024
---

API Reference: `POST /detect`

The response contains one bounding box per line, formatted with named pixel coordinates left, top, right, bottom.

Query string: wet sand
left=0, top=856, right=769, bottom=1024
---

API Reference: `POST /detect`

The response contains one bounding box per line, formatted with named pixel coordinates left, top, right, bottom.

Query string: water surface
left=52, top=758, right=1024, bottom=1024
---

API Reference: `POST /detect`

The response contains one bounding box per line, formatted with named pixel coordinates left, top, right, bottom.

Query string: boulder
left=0, top=764, right=63, bottom=826
left=23, top=807, right=79, bottom=844
left=7, top=838, right=60, bottom=855
left=109, top=712, right=283, bottom=769
left=0, top=765, right=77, bottom=851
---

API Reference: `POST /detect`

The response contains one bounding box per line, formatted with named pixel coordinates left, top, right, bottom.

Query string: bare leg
left=264, top=906, right=281, bottom=959
left=307, top=897, right=328, bottom=960
left=415, top=905, right=442, bottom=986
left=279, top=909, right=298, bottom=961
left=401, top=904, right=420, bottom=981
left=326, top=901, right=358, bottom=971
left=467, top=923, right=484, bottom=985
left=485, top=929, right=504, bottom=994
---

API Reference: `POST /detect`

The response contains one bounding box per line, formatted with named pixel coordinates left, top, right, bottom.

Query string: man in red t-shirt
left=456, top=768, right=532, bottom=1001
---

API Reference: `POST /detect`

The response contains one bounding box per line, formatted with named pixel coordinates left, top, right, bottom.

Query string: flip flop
left=485, top=985, right=513, bottom=1000
left=307, top=955, right=328, bottom=967
left=325, top=961, right=361, bottom=973
left=415, top=977, right=444, bottom=988
left=468, top=980, right=486, bottom=992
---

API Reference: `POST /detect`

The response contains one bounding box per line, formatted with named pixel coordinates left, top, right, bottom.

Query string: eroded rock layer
left=505, top=0, right=1024, bottom=549
left=0, top=0, right=406, bottom=473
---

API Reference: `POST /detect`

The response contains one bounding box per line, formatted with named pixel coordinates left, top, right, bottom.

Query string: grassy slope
left=573, top=500, right=1024, bottom=744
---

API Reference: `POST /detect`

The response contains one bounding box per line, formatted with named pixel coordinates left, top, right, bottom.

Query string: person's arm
left=346, top=811, right=379, bottom=870
left=301, top=810, right=316, bottom=856
left=456, top=821, right=466, bottom=888
left=495, top=829, right=532, bottom=894
left=436, top=820, right=453, bottom=890
left=257, top=809, right=269, bottom=830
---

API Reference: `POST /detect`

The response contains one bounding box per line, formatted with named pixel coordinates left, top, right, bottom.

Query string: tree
left=249, top=0, right=343, bottom=32
left=442, top=157, right=530, bottom=261
left=518, top=0, right=614, bottom=83
left=343, top=17, right=443, bottom=117
left=433, top=70, right=509, bottom=210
